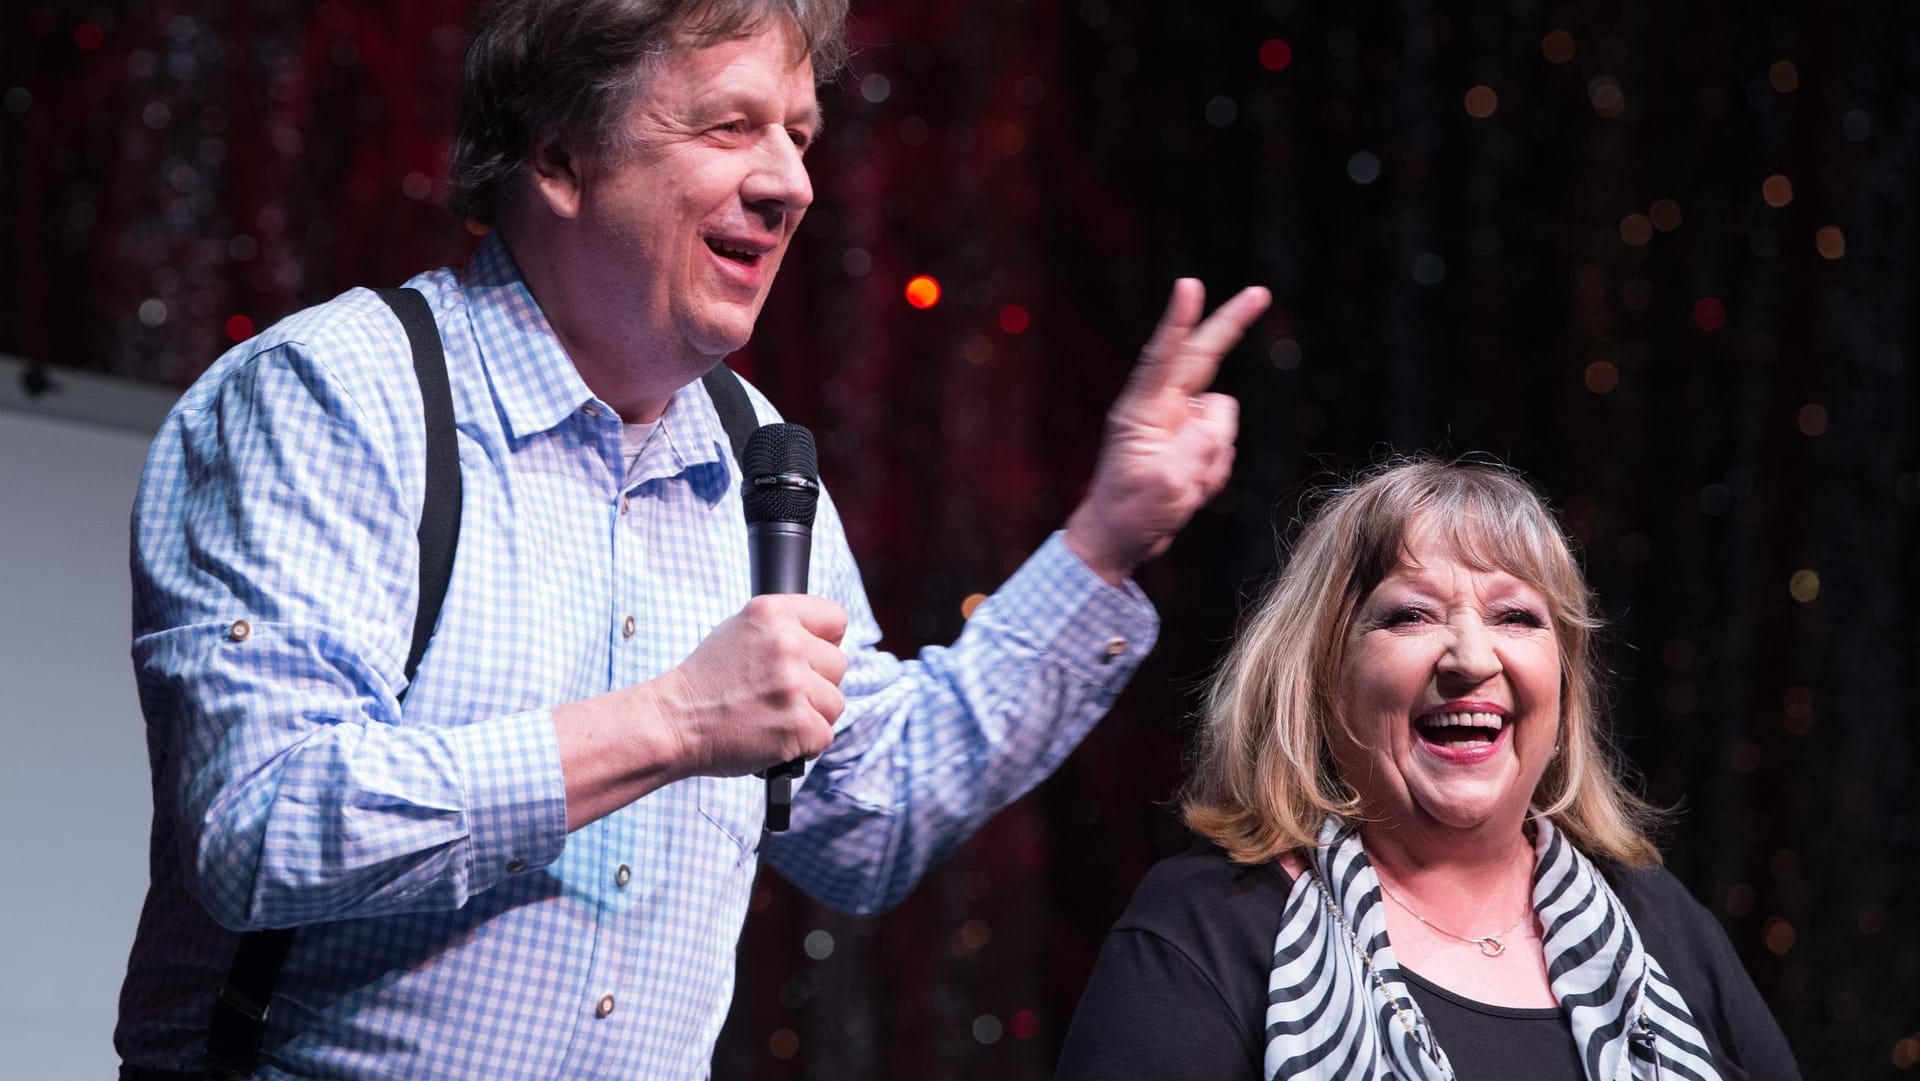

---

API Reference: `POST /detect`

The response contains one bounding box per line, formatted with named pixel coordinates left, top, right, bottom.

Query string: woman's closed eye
left=1492, top=605, right=1548, bottom=629
left=1378, top=605, right=1431, bottom=627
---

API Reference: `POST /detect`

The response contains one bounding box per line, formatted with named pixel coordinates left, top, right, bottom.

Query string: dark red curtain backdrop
left=7, top=2, right=1917, bottom=1076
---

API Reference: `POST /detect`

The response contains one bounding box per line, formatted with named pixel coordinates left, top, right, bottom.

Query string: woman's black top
left=1055, top=838, right=1802, bottom=1081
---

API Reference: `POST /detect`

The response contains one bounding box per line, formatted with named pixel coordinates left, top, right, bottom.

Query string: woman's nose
left=1438, top=616, right=1502, bottom=685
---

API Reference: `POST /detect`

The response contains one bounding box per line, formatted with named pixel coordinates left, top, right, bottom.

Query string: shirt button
left=1102, top=636, right=1127, bottom=662
left=506, top=858, right=527, bottom=874
left=596, top=994, right=616, bottom=1018
left=622, top=615, right=636, bottom=639
left=619, top=495, right=631, bottom=516
left=227, top=619, right=252, bottom=642
left=615, top=864, right=632, bottom=888
left=581, top=403, right=601, bottom=419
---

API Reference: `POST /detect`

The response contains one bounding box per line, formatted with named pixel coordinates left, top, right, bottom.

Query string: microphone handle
left=748, top=520, right=811, bottom=832
left=748, top=521, right=812, bottom=596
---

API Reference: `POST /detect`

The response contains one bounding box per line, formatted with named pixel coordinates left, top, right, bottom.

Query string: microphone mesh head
left=742, top=423, right=820, bottom=527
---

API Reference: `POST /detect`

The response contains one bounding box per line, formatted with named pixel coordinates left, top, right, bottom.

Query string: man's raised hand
left=1065, top=279, right=1271, bottom=584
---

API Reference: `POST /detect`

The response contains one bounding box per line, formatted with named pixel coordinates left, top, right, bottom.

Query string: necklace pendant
left=1476, top=936, right=1506, bottom=957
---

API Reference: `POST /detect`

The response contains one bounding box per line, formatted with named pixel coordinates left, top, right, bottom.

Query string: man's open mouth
left=706, top=238, right=765, bottom=265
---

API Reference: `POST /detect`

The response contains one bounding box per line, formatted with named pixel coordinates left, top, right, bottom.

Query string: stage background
left=4, top=1, right=1915, bottom=1076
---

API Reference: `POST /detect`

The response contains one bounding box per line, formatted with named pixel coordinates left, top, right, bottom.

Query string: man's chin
left=680, top=311, right=761, bottom=359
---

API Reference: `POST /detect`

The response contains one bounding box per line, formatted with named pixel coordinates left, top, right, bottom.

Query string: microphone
left=741, top=423, right=820, bottom=832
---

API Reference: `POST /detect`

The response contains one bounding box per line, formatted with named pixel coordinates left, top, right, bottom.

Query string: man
left=115, top=1, right=1270, bottom=1078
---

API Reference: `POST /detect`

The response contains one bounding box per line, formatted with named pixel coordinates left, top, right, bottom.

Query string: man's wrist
left=628, top=674, right=696, bottom=785
left=1062, top=507, right=1137, bottom=587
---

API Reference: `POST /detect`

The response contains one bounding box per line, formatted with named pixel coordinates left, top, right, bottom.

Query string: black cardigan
left=1056, top=838, right=1802, bottom=1081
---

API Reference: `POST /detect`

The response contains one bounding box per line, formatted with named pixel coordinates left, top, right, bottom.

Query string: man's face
left=568, top=23, right=818, bottom=368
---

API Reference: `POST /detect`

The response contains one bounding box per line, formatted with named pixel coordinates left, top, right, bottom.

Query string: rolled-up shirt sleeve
left=132, top=337, right=568, bottom=932
left=767, top=494, right=1158, bottom=914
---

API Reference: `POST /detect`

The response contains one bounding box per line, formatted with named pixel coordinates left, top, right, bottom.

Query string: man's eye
left=789, top=130, right=812, bottom=153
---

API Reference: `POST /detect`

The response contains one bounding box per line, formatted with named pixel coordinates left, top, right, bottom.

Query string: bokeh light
left=1691, top=297, right=1725, bottom=331
left=1790, top=569, right=1821, bottom=604
left=1258, top=38, right=1292, bottom=72
left=1895, top=1037, right=1919, bottom=1070
left=904, top=275, right=941, bottom=309
left=971, top=1014, right=1002, bottom=1044
left=1588, top=77, right=1625, bottom=118
left=1769, top=60, right=1801, bottom=93
left=1463, top=85, right=1498, bottom=119
left=1797, top=403, right=1828, bottom=436
left=1764, top=918, right=1797, bottom=956
left=1584, top=360, right=1619, bottom=394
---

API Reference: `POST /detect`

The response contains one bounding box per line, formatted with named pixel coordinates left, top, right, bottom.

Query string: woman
left=1056, top=459, right=1798, bottom=1081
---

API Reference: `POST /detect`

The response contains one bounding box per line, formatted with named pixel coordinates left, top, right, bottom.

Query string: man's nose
left=744, top=129, right=813, bottom=216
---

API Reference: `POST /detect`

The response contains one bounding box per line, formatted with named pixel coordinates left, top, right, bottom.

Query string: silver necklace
left=1306, top=867, right=1447, bottom=1071
left=1376, top=880, right=1533, bottom=958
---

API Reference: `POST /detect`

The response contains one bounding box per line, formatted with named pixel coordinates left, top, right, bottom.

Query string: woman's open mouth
left=1414, top=711, right=1509, bottom=763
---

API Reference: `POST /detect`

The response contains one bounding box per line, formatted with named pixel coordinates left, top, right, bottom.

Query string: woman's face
left=1335, top=522, right=1562, bottom=840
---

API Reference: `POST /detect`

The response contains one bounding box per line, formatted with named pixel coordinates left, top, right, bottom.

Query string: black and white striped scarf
left=1264, top=816, right=1722, bottom=1081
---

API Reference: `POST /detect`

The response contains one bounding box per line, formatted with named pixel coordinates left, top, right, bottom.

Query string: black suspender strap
left=382, top=286, right=465, bottom=689
left=700, top=361, right=758, bottom=460
left=202, top=287, right=461, bottom=1080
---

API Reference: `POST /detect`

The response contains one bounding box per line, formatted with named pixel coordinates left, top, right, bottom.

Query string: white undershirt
left=621, top=420, right=660, bottom=482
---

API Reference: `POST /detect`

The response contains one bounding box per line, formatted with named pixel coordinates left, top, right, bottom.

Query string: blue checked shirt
left=116, top=234, right=1157, bottom=1080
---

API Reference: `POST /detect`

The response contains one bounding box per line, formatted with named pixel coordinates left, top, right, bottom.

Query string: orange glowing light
left=905, top=275, right=941, bottom=309
left=1763, top=918, right=1796, bottom=956
left=1584, top=360, right=1619, bottom=395
left=1463, top=85, right=1498, bottom=119
left=1768, top=60, right=1800, bottom=94
left=1815, top=225, right=1846, bottom=260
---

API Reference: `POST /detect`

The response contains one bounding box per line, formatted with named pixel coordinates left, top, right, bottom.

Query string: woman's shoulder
left=1111, top=837, right=1296, bottom=988
left=1595, top=860, right=1723, bottom=940
left=1057, top=840, right=1289, bottom=1080
left=1597, top=858, right=1803, bottom=1080
left=1119, top=837, right=1293, bottom=928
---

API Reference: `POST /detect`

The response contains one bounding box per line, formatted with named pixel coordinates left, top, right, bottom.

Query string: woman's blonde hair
left=1181, top=457, right=1663, bottom=868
